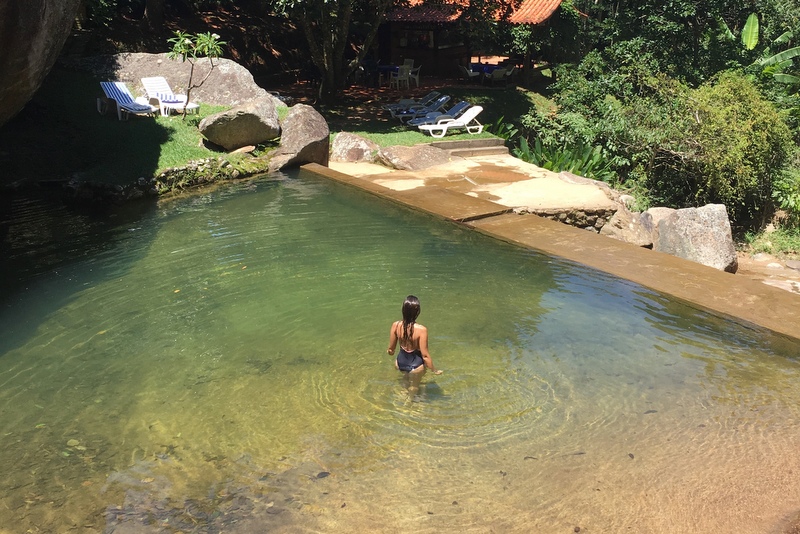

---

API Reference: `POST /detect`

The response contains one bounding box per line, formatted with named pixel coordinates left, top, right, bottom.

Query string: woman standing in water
left=387, top=295, right=442, bottom=396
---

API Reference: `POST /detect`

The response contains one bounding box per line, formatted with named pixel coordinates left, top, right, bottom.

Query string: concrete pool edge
left=301, top=163, right=800, bottom=343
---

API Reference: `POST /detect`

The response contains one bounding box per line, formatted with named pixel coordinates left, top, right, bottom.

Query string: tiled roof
left=386, top=0, right=562, bottom=25
left=509, top=0, right=562, bottom=24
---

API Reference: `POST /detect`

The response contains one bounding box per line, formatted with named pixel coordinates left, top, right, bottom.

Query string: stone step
left=449, top=145, right=509, bottom=158
left=429, top=137, right=506, bottom=151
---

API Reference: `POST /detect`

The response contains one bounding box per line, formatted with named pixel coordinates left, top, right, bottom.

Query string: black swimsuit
left=396, top=347, right=424, bottom=372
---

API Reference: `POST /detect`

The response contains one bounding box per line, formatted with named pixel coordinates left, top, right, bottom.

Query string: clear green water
left=2, top=171, right=800, bottom=533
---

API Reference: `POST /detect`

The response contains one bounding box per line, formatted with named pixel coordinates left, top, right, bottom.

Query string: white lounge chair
left=98, top=82, right=156, bottom=121
left=406, top=101, right=471, bottom=127
left=141, top=76, right=200, bottom=117
left=393, top=94, right=451, bottom=122
left=418, top=105, right=483, bottom=138
left=382, top=91, right=440, bottom=113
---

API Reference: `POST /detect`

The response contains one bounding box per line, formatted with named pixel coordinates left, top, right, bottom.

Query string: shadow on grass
left=317, top=81, right=543, bottom=146
left=0, top=65, right=169, bottom=188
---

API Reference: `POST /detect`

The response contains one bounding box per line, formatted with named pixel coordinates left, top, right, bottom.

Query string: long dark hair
left=401, top=295, right=421, bottom=342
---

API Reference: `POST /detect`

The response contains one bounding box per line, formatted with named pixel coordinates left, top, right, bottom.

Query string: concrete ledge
left=303, top=163, right=511, bottom=222
left=302, top=163, right=800, bottom=342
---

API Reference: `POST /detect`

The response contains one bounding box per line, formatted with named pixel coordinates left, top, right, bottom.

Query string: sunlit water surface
left=2, top=171, right=800, bottom=533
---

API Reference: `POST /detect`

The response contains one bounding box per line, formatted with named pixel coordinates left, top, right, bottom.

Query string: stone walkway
left=329, top=153, right=619, bottom=214
left=314, top=155, right=800, bottom=342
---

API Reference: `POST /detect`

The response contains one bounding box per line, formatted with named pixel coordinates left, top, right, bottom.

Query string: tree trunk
left=144, top=0, right=164, bottom=31
left=297, top=0, right=395, bottom=104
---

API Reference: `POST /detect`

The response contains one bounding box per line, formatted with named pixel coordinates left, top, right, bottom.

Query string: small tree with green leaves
left=167, top=31, right=225, bottom=118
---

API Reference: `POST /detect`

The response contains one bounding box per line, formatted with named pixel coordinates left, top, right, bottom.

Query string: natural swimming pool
left=2, top=170, right=800, bottom=532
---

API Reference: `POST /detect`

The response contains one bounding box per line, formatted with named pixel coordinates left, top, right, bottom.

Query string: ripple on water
left=311, top=348, right=574, bottom=450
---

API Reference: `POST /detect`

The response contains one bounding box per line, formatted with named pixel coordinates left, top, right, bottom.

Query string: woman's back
left=395, top=320, right=426, bottom=352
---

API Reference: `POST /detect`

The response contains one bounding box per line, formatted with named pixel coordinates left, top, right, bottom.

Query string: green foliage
left=519, top=43, right=794, bottom=231
left=513, top=138, right=616, bottom=184
left=742, top=14, right=760, bottom=50
left=744, top=226, right=800, bottom=255
left=483, top=116, right=519, bottom=144
left=167, top=31, right=225, bottom=118
left=168, top=31, right=225, bottom=62
left=682, top=72, right=793, bottom=227
left=760, top=41, right=800, bottom=87
left=772, top=166, right=800, bottom=224
left=83, top=0, right=118, bottom=27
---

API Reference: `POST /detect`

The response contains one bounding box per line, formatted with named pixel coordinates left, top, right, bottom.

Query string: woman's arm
left=387, top=321, right=399, bottom=355
left=417, top=326, right=442, bottom=374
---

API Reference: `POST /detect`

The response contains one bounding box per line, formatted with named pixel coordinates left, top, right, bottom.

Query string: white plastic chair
left=409, top=65, right=421, bottom=87
left=417, top=105, right=483, bottom=138
left=389, top=65, right=411, bottom=90
left=488, top=68, right=508, bottom=86
left=141, top=76, right=200, bottom=116
left=459, top=65, right=481, bottom=84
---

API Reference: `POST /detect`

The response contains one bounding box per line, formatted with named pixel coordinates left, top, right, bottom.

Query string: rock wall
left=0, top=0, right=81, bottom=126
left=71, top=53, right=279, bottom=108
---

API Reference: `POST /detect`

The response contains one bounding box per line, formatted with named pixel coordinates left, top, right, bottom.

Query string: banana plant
left=759, top=31, right=800, bottom=87
left=741, top=13, right=759, bottom=51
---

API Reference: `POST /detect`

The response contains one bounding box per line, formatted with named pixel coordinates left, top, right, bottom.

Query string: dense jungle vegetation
left=78, top=0, right=800, bottom=243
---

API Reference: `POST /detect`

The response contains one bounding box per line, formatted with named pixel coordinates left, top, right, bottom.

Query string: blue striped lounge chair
left=99, top=82, right=156, bottom=121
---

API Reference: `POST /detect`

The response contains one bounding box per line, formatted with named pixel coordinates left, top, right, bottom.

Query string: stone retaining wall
left=517, top=208, right=618, bottom=233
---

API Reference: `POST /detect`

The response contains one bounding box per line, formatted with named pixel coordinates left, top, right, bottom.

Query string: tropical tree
left=272, top=0, right=395, bottom=103
left=167, top=31, right=226, bottom=118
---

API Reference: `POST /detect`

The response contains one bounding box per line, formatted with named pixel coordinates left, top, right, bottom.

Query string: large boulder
left=654, top=204, right=738, bottom=273
left=377, top=144, right=458, bottom=171
left=330, top=132, right=379, bottom=163
left=71, top=53, right=284, bottom=109
left=640, top=207, right=676, bottom=242
left=199, top=98, right=280, bottom=151
left=268, top=104, right=330, bottom=173
left=0, top=0, right=81, bottom=126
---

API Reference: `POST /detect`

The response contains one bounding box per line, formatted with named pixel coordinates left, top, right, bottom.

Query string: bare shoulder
left=415, top=323, right=428, bottom=333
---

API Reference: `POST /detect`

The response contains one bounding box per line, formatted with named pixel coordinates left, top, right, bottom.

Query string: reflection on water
left=2, top=171, right=800, bottom=533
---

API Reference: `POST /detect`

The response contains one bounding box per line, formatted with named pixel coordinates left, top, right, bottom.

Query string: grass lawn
left=0, top=67, right=240, bottom=187
left=321, top=83, right=548, bottom=147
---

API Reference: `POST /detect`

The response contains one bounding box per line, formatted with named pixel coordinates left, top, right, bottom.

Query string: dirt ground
left=736, top=251, right=800, bottom=294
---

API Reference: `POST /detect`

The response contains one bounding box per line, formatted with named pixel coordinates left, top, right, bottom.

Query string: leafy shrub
left=772, top=165, right=800, bottom=225
left=519, top=43, right=794, bottom=231
left=513, top=138, right=616, bottom=183
left=484, top=115, right=520, bottom=144
left=651, top=71, right=794, bottom=230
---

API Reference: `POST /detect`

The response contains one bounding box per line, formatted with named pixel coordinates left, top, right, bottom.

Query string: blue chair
left=406, top=101, right=472, bottom=127
left=392, top=95, right=451, bottom=123
left=99, top=82, right=156, bottom=121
